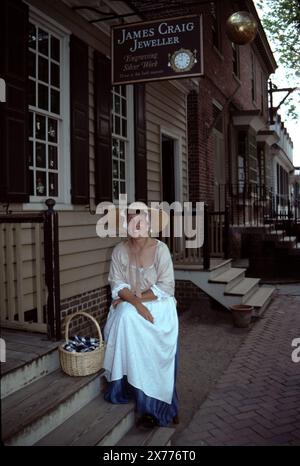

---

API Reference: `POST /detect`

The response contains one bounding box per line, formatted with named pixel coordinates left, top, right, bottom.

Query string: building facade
left=0, top=0, right=282, bottom=336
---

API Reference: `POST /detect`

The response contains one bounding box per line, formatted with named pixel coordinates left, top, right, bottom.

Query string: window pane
left=38, top=56, right=49, bottom=83
left=119, top=141, right=125, bottom=159
left=38, top=28, right=49, bottom=56
left=48, top=118, right=58, bottom=142
left=28, top=23, right=36, bottom=50
left=112, top=139, right=118, bottom=157
left=114, top=95, right=120, bottom=115
left=51, top=89, right=60, bottom=114
left=29, top=79, right=36, bottom=107
left=29, top=112, right=34, bottom=138
left=115, top=116, right=120, bottom=135
left=121, top=98, right=127, bottom=117
left=51, top=62, right=60, bottom=87
left=38, top=83, right=48, bottom=110
left=28, top=141, right=33, bottom=166
left=51, top=36, right=60, bottom=62
left=122, top=119, right=127, bottom=137
left=113, top=159, right=119, bottom=178
left=36, top=171, right=47, bottom=196
left=113, top=180, right=119, bottom=199
left=29, top=51, right=36, bottom=78
left=36, top=114, right=46, bottom=140
left=120, top=181, right=126, bottom=193
left=49, top=172, right=58, bottom=196
left=36, top=142, right=46, bottom=168
left=120, top=160, right=125, bottom=180
left=121, top=86, right=126, bottom=97
left=49, top=145, right=58, bottom=169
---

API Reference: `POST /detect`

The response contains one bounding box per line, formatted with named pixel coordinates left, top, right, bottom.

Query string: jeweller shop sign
left=111, top=15, right=203, bottom=85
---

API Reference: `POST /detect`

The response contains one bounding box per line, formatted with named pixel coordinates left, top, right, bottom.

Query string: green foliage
left=257, top=0, right=300, bottom=75
left=256, top=0, right=300, bottom=118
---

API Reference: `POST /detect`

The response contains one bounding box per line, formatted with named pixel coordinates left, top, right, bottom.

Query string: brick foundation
left=60, top=285, right=111, bottom=338
left=175, top=279, right=212, bottom=314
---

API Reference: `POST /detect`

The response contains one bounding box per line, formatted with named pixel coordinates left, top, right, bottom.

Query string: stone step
left=2, top=368, right=105, bottom=446
left=208, top=259, right=232, bottom=279
left=36, top=395, right=135, bottom=446
left=209, top=267, right=246, bottom=285
left=224, top=277, right=260, bottom=303
left=244, top=286, right=275, bottom=317
left=117, top=425, right=175, bottom=446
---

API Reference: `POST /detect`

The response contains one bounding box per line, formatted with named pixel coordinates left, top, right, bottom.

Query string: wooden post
left=224, top=205, right=230, bottom=259
left=44, top=199, right=61, bottom=340
left=203, top=204, right=210, bottom=270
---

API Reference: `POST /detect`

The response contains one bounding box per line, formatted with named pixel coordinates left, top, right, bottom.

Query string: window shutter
left=134, top=84, right=147, bottom=203
left=94, top=51, right=112, bottom=204
left=0, top=0, right=29, bottom=203
left=70, top=35, right=89, bottom=205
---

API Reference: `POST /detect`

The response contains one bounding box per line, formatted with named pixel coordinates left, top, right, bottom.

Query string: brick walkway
left=174, top=286, right=300, bottom=446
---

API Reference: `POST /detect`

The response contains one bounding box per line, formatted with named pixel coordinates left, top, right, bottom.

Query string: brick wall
left=60, top=285, right=111, bottom=339
left=175, top=279, right=212, bottom=314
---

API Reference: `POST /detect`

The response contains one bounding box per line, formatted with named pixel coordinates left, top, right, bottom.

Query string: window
left=257, top=143, right=265, bottom=187
left=211, top=2, right=221, bottom=52
left=237, top=131, right=247, bottom=192
left=27, top=15, right=70, bottom=204
left=232, top=42, right=240, bottom=78
left=112, top=85, right=134, bottom=201
left=251, top=53, right=256, bottom=102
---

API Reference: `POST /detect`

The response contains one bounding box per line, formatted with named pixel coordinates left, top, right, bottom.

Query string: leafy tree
left=256, top=0, right=300, bottom=118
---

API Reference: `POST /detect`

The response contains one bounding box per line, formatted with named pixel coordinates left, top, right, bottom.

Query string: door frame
left=160, top=127, right=183, bottom=204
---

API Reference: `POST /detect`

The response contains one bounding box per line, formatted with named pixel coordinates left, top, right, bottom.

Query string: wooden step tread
left=268, top=230, right=284, bottom=235
left=225, top=278, right=260, bottom=296
left=209, top=267, right=246, bottom=284
left=2, top=367, right=103, bottom=442
left=280, top=236, right=297, bottom=242
left=36, top=395, right=134, bottom=446
left=117, top=425, right=175, bottom=446
left=245, top=287, right=275, bottom=308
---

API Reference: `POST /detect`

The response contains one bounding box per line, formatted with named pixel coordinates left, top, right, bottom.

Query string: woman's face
left=127, top=211, right=149, bottom=238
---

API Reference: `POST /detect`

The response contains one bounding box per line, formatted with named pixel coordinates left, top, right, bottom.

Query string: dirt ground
left=172, top=299, right=251, bottom=443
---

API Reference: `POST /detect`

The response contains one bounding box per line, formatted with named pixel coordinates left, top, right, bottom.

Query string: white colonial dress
left=103, top=238, right=179, bottom=426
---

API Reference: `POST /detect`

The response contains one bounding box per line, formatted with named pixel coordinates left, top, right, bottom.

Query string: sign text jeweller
left=111, top=15, right=203, bottom=85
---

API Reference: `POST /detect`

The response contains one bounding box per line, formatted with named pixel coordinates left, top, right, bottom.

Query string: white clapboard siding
left=146, top=81, right=188, bottom=202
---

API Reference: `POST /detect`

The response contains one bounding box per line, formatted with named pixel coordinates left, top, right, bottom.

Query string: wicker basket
left=59, top=311, right=105, bottom=377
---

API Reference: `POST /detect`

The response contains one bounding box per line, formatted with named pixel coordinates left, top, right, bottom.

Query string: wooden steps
left=2, top=368, right=104, bottom=445
left=117, top=426, right=175, bottom=447
left=35, top=395, right=135, bottom=446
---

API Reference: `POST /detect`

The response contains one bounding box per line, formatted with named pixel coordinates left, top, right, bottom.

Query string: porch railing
left=162, top=204, right=229, bottom=270
left=216, top=183, right=300, bottom=227
left=0, top=199, right=60, bottom=340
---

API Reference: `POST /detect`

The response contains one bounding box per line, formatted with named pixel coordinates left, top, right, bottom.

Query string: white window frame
left=23, top=7, right=72, bottom=211
left=112, top=84, right=135, bottom=205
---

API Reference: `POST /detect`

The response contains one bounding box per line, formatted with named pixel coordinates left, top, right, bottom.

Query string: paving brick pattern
left=174, top=289, right=300, bottom=446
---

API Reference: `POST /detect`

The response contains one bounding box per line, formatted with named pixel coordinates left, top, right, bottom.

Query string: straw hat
left=103, top=201, right=169, bottom=236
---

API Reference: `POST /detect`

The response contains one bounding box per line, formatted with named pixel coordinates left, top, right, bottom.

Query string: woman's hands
left=115, top=288, right=154, bottom=324
left=135, top=302, right=154, bottom=324
left=112, top=298, right=123, bottom=308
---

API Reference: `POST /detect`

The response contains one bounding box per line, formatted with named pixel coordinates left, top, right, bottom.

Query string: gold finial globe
left=226, top=11, right=258, bottom=45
